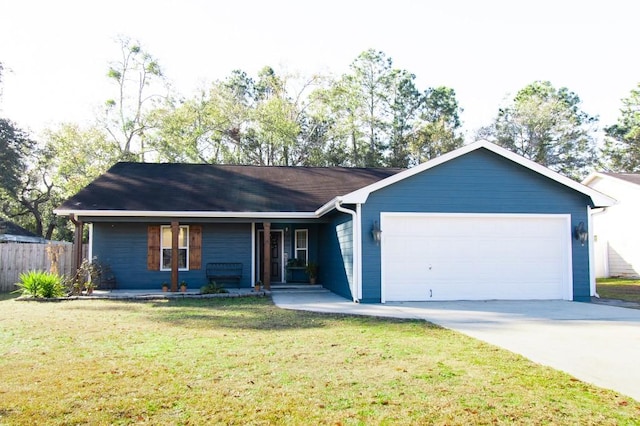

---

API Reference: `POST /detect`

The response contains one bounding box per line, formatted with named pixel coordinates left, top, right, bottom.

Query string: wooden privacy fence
left=0, top=243, right=77, bottom=292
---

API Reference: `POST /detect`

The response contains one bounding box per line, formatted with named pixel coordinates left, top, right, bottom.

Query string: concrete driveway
left=272, top=291, right=640, bottom=402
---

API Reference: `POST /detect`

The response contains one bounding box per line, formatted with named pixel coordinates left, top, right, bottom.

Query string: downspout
left=334, top=199, right=361, bottom=303
left=589, top=207, right=607, bottom=298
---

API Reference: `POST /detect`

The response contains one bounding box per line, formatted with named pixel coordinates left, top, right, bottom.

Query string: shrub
left=68, top=258, right=103, bottom=294
left=14, top=271, right=66, bottom=298
left=201, top=281, right=228, bottom=294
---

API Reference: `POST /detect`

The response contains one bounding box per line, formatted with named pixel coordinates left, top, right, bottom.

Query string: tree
left=0, top=144, right=56, bottom=239
left=408, top=87, right=463, bottom=166
left=103, top=36, right=168, bottom=161
left=248, top=67, right=301, bottom=165
left=44, top=123, right=120, bottom=198
left=602, top=83, right=640, bottom=172
left=0, top=63, right=52, bottom=237
left=0, top=118, right=33, bottom=198
left=477, top=81, right=597, bottom=180
left=309, top=50, right=463, bottom=168
left=150, top=67, right=321, bottom=166
left=347, top=50, right=394, bottom=166
left=315, top=50, right=393, bottom=167
left=387, top=69, right=422, bottom=167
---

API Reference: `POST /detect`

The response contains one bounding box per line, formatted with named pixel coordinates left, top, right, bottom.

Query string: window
left=148, top=225, right=201, bottom=271
left=295, top=229, right=308, bottom=265
left=161, top=225, right=189, bottom=271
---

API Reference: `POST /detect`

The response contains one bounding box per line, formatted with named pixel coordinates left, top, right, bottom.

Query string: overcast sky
left=1, top=0, right=638, bottom=142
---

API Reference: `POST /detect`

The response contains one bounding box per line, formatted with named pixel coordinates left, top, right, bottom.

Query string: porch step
left=268, top=284, right=329, bottom=293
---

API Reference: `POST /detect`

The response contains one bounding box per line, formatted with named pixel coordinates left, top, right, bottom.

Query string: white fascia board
left=581, top=171, right=605, bottom=186
left=480, top=143, right=616, bottom=207
left=314, top=197, right=341, bottom=217
left=340, top=140, right=616, bottom=207
left=583, top=171, right=640, bottom=193
left=53, top=209, right=318, bottom=220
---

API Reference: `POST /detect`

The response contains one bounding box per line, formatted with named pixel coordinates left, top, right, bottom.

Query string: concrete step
left=268, top=284, right=328, bottom=293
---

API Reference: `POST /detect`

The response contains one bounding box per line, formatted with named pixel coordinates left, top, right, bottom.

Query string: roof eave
left=583, top=171, right=640, bottom=191
left=0, top=235, right=47, bottom=243
left=53, top=209, right=319, bottom=220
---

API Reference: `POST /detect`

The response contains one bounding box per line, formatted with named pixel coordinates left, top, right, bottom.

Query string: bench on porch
left=206, top=262, right=243, bottom=286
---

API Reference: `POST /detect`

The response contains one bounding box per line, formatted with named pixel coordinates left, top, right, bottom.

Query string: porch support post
left=70, top=214, right=84, bottom=273
left=171, top=221, right=179, bottom=292
left=263, top=222, right=271, bottom=290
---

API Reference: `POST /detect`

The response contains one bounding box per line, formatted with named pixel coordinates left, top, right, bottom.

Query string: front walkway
left=272, top=291, right=640, bottom=402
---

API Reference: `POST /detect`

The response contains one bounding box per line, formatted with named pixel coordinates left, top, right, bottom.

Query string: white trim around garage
left=380, top=212, right=574, bottom=302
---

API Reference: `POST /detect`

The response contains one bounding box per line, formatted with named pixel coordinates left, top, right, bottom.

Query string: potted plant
left=180, top=281, right=188, bottom=293
left=305, top=262, right=318, bottom=284
left=254, top=280, right=262, bottom=291
left=161, top=282, right=169, bottom=292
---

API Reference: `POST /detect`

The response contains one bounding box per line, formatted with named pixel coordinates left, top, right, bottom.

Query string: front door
left=258, top=230, right=283, bottom=283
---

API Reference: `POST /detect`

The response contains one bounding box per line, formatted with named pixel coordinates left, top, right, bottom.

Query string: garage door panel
left=381, top=214, right=571, bottom=301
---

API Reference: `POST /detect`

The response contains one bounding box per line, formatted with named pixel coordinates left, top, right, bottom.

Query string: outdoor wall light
left=573, top=222, right=588, bottom=246
left=371, top=221, right=382, bottom=245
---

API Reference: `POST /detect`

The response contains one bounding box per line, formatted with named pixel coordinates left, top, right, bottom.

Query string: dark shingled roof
left=0, top=219, right=39, bottom=237
left=602, top=172, right=640, bottom=186
left=58, top=162, right=405, bottom=213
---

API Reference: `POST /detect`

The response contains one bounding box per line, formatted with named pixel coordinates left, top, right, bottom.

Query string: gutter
left=54, top=209, right=318, bottom=220
left=589, top=207, right=608, bottom=298
left=333, top=198, right=361, bottom=303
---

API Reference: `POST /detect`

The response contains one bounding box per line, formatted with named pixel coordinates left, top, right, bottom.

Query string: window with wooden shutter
left=189, top=225, right=202, bottom=270
left=147, top=225, right=160, bottom=270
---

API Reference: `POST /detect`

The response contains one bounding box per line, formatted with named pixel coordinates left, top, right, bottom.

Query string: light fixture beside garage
left=573, top=222, right=588, bottom=246
left=371, top=221, right=382, bottom=245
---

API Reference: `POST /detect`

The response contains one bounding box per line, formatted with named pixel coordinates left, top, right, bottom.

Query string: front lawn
left=597, top=278, right=640, bottom=303
left=0, top=296, right=638, bottom=424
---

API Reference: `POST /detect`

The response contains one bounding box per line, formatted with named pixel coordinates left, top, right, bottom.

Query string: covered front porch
left=76, top=219, right=330, bottom=292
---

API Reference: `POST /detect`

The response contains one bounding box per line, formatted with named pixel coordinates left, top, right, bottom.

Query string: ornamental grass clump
left=14, top=270, right=66, bottom=298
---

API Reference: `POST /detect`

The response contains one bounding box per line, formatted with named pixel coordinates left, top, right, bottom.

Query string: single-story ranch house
left=55, top=141, right=614, bottom=302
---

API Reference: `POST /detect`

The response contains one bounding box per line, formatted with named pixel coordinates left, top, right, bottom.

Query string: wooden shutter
left=147, top=225, right=161, bottom=270
left=189, top=225, right=202, bottom=270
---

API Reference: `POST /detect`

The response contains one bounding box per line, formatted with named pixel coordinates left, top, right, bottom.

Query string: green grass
left=597, top=278, right=640, bottom=303
left=0, top=295, right=639, bottom=425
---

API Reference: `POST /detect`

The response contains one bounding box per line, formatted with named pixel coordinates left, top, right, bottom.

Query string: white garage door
left=381, top=213, right=572, bottom=302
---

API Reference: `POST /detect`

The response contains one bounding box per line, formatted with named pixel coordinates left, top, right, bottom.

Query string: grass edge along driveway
left=597, top=278, right=640, bottom=303
left=0, top=295, right=638, bottom=425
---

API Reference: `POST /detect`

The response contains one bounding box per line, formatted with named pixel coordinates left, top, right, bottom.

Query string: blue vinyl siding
left=360, top=148, right=592, bottom=302
left=318, top=212, right=354, bottom=299
left=92, top=222, right=252, bottom=290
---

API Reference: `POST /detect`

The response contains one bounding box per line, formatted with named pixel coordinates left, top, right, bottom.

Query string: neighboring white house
left=583, top=172, right=640, bottom=278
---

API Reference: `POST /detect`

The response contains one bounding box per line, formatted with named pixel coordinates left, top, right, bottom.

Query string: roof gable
left=334, top=141, right=615, bottom=208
